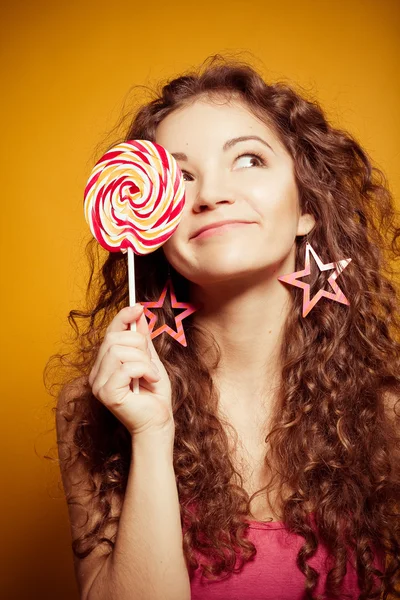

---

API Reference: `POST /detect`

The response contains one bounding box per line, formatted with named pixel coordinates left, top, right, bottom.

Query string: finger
left=103, top=331, right=148, bottom=355
left=106, top=304, right=144, bottom=334
left=95, top=362, right=161, bottom=430
left=90, top=329, right=149, bottom=385
left=92, top=347, right=157, bottom=396
left=93, top=358, right=161, bottom=401
left=135, top=310, right=160, bottom=361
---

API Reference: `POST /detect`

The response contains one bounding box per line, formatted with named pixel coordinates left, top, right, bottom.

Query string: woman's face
left=155, top=96, right=315, bottom=286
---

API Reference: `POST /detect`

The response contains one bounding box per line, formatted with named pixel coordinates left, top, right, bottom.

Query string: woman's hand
left=88, top=304, right=173, bottom=437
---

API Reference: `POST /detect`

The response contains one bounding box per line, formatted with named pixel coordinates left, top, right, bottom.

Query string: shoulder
left=56, top=375, right=89, bottom=415
left=55, top=376, right=89, bottom=454
left=57, top=375, right=89, bottom=403
left=382, top=387, right=400, bottom=424
left=381, top=387, right=399, bottom=473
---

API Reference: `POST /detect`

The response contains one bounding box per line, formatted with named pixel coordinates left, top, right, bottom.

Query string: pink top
left=189, top=515, right=385, bottom=600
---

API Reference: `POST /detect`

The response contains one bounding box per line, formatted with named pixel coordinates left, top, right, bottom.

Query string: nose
left=191, top=172, right=236, bottom=213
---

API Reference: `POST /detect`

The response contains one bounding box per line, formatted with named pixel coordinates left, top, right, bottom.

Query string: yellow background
left=2, top=0, right=399, bottom=598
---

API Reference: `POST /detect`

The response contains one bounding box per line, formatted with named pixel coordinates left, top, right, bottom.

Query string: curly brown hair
left=45, top=54, right=400, bottom=599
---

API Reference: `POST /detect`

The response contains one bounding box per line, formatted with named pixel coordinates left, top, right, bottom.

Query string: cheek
left=162, top=232, right=191, bottom=276
left=162, top=235, right=179, bottom=262
left=252, top=175, right=299, bottom=223
left=161, top=199, right=194, bottom=264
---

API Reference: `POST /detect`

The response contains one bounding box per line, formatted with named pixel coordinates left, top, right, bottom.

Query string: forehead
left=155, top=97, right=282, bottom=151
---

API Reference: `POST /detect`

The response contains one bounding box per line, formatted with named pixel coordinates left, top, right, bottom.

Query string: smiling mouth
left=192, top=222, right=253, bottom=240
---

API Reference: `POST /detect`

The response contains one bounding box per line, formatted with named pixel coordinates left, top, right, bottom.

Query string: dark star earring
left=140, top=275, right=201, bottom=347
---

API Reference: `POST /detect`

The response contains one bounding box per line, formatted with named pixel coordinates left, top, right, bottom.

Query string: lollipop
left=83, top=139, right=186, bottom=392
left=84, top=140, right=185, bottom=256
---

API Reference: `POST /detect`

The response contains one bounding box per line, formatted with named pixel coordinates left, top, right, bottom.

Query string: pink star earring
left=140, top=279, right=201, bottom=347
left=277, top=242, right=352, bottom=317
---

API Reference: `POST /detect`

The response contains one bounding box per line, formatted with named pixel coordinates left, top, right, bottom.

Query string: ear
left=296, top=213, right=316, bottom=237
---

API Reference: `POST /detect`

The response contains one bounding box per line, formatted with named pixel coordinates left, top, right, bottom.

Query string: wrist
left=132, top=423, right=175, bottom=454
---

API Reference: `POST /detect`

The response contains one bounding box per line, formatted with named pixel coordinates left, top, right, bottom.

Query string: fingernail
left=132, top=303, right=143, bottom=311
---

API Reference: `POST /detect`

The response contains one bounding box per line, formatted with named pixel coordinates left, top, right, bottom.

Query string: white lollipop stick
left=83, top=140, right=186, bottom=395
left=127, top=247, right=140, bottom=395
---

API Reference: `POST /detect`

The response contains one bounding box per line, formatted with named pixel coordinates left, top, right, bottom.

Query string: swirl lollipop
left=84, top=140, right=185, bottom=255
left=83, top=139, right=186, bottom=392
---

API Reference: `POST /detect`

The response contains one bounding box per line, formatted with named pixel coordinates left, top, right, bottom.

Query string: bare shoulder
left=56, top=376, right=90, bottom=467
left=382, top=387, right=400, bottom=424
left=56, top=376, right=87, bottom=431
left=56, top=377, right=123, bottom=600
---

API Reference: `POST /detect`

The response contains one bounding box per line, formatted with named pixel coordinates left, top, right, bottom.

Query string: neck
left=191, top=270, right=292, bottom=409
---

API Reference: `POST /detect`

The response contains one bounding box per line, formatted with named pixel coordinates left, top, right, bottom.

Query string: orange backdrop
left=2, top=0, right=399, bottom=598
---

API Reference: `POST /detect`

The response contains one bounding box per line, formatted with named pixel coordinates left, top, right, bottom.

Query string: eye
left=179, top=151, right=266, bottom=182
left=234, top=152, right=266, bottom=169
left=181, top=171, right=194, bottom=182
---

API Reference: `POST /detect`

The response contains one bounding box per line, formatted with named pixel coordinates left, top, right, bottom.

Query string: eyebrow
left=170, top=135, right=275, bottom=161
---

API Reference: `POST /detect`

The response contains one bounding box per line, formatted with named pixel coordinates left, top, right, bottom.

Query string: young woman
left=49, top=55, right=400, bottom=600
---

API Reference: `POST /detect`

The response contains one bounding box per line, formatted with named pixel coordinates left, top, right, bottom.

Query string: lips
left=190, top=220, right=253, bottom=239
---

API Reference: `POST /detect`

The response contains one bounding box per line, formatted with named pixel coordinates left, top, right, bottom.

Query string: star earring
left=140, top=278, right=201, bottom=347
left=277, top=242, right=352, bottom=317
